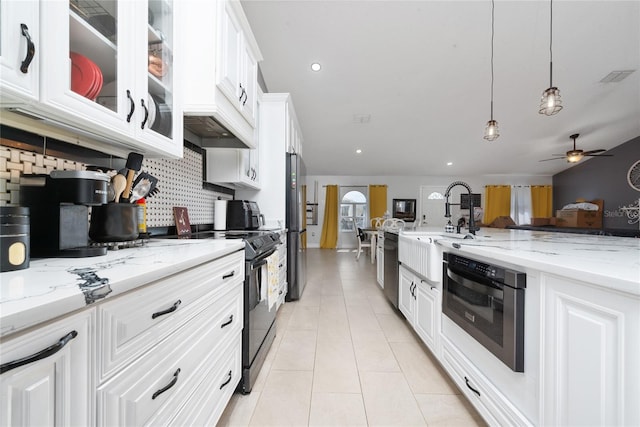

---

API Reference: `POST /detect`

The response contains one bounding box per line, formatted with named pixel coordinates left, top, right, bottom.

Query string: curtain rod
left=322, top=185, right=368, bottom=188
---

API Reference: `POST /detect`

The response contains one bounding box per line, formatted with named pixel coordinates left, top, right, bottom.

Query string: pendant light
left=483, top=0, right=499, bottom=141
left=539, top=0, right=563, bottom=115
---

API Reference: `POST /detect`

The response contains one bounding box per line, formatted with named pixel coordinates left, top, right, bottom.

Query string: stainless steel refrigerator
left=285, top=153, right=307, bottom=301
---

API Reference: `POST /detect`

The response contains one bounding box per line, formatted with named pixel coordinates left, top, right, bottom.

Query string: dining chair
left=371, top=217, right=384, bottom=229
left=353, top=219, right=372, bottom=260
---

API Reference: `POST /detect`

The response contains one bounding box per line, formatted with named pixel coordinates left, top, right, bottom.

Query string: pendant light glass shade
left=539, top=0, right=562, bottom=116
left=483, top=0, right=499, bottom=141
left=539, top=86, right=563, bottom=115
left=484, top=119, right=500, bottom=141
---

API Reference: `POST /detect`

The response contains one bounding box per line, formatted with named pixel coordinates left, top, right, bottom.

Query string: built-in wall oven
left=442, top=252, right=526, bottom=372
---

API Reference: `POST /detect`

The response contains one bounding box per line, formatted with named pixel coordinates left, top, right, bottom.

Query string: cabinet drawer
left=97, top=251, right=243, bottom=381
left=441, top=337, right=531, bottom=426
left=97, top=283, right=243, bottom=426
left=171, top=334, right=242, bottom=426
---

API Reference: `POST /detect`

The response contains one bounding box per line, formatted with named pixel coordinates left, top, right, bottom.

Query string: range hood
left=183, top=116, right=248, bottom=149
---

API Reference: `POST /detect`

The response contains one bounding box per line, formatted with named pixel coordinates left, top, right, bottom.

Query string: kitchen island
left=431, top=227, right=639, bottom=295
left=398, top=227, right=640, bottom=426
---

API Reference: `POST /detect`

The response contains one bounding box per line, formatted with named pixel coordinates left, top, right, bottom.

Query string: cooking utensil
left=132, top=172, right=158, bottom=196
left=147, top=187, right=160, bottom=198
left=120, top=152, right=144, bottom=203
left=111, top=174, right=126, bottom=202
left=129, top=178, right=151, bottom=203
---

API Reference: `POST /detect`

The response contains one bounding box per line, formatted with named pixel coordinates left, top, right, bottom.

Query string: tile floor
left=218, top=249, right=486, bottom=426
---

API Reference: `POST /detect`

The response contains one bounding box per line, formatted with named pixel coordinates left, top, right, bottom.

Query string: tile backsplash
left=0, top=143, right=229, bottom=227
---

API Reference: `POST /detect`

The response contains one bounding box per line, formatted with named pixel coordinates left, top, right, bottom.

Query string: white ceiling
left=240, top=0, right=640, bottom=177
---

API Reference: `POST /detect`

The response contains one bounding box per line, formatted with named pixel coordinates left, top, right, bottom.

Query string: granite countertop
left=0, top=239, right=245, bottom=339
left=400, top=227, right=640, bottom=296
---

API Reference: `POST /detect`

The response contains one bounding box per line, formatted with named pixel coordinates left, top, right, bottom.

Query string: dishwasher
left=383, top=231, right=399, bottom=308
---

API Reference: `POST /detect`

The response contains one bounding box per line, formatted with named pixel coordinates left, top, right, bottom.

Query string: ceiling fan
left=540, top=133, right=613, bottom=163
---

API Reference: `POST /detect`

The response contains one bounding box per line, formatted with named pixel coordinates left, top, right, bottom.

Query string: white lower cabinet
left=398, top=265, right=416, bottom=320
left=276, top=232, right=288, bottom=309
left=96, top=251, right=244, bottom=426
left=414, top=279, right=440, bottom=356
left=398, top=264, right=440, bottom=356
left=541, top=274, right=640, bottom=426
left=170, top=334, right=242, bottom=425
left=0, top=309, right=94, bottom=427
left=96, top=282, right=243, bottom=426
left=441, top=336, right=530, bottom=426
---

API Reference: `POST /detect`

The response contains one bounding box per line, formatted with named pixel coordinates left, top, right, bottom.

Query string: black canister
left=1, top=206, right=30, bottom=272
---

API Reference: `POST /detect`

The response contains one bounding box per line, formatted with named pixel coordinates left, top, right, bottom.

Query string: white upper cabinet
left=0, top=0, right=39, bottom=104
left=1, top=0, right=182, bottom=158
left=216, top=0, right=260, bottom=127
left=206, top=147, right=260, bottom=189
left=180, top=0, right=262, bottom=149
left=204, top=87, right=262, bottom=189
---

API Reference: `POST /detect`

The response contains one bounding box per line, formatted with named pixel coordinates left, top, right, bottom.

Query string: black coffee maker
left=20, top=170, right=110, bottom=257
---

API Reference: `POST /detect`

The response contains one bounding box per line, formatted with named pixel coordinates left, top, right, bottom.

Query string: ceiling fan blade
left=583, top=149, right=606, bottom=155
left=539, top=157, right=565, bottom=162
left=584, top=153, right=613, bottom=157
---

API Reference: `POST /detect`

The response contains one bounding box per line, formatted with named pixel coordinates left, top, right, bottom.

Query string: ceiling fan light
left=483, top=119, right=500, bottom=141
left=567, top=152, right=583, bottom=163
left=539, top=87, right=563, bottom=115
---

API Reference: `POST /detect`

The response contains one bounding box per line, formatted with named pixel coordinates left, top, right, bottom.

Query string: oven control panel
left=444, top=253, right=526, bottom=288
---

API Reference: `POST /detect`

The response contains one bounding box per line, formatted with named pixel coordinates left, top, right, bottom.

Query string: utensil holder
left=89, top=203, right=138, bottom=242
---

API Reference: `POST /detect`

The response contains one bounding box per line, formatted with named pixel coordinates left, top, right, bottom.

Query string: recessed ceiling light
left=311, top=62, right=321, bottom=72
left=356, top=149, right=362, bottom=154
left=447, top=162, right=453, bottom=166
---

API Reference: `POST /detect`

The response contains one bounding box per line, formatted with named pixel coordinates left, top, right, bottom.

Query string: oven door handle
left=447, top=269, right=503, bottom=299
left=250, top=249, right=277, bottom=270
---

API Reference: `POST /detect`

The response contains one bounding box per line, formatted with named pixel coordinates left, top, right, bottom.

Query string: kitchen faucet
left=444, top=181, right=478, bottom=235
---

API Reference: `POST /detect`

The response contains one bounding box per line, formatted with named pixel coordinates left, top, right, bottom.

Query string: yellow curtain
left=483, top=185, right=511, bottom=224
left=531, top=185, right=553, bottom=218
left=369, top=185, right=387, bottom=220
left=301, top=185, right=307, bottom=248
left=320, top=185, right=339, bottom=249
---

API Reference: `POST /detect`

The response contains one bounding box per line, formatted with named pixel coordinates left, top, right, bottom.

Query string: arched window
left=340, top=190, right=367, bottom=232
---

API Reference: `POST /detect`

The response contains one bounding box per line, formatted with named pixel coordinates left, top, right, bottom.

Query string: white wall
left=305, top=174, right=552, bottom=248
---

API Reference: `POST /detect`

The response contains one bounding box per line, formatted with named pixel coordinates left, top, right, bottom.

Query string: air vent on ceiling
left=353, top=114, right=371, bottom=124
left=599, top=70, right=635, bottom=83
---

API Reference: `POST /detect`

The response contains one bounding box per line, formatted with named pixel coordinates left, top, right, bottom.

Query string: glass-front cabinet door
left=41, top=0, right=131, bottom=134
left=37, top=0, right=181, bottom=157
left=136, top=0, right=181, bottom=153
